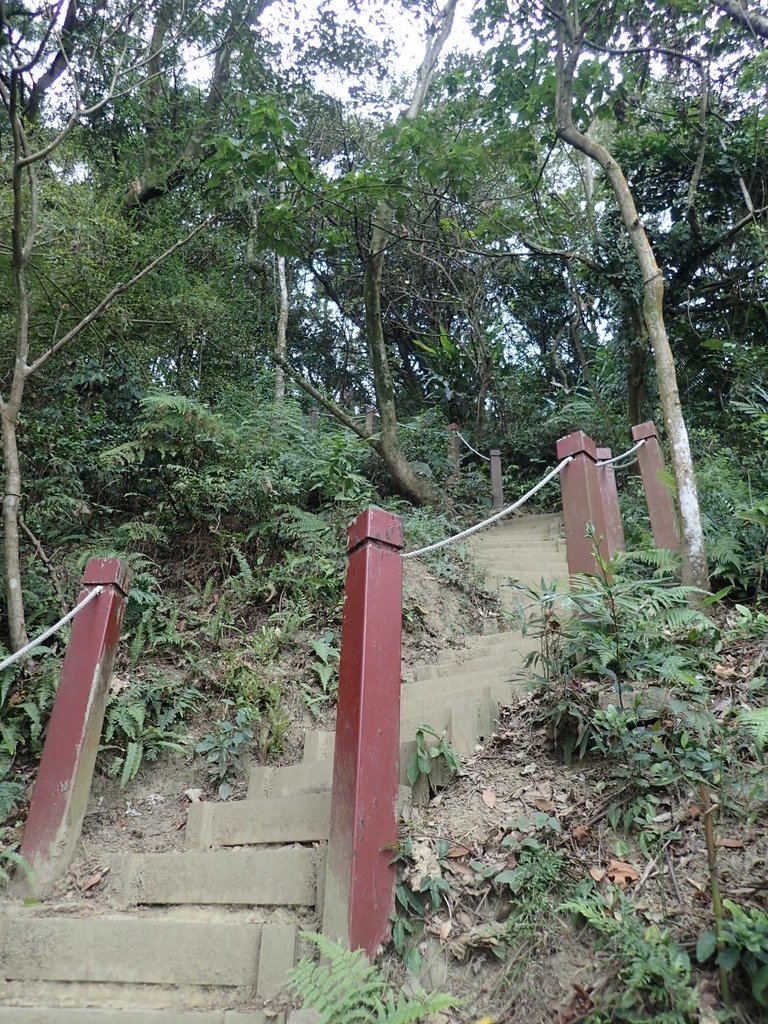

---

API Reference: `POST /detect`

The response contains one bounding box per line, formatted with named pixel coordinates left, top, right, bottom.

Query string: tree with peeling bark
left=0, top=2, right=211, bottom=650
left=550, top=0, right=709, bottom=591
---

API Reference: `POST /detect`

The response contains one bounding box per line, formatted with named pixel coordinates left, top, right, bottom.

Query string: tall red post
left=631, top=421, right=680, bottom=551
left=447, top=423, right=460, bottom=470
left=365, top=406, right=378, bottom=435
left=16, top=558, right=131, bottom=895
left=556, top=431, right=610, bottom=575
left=596, top=447, right=626, bottom=559
left=322, top=508, right=403, bottom=957
left=490, top=449, right=504, bottom=509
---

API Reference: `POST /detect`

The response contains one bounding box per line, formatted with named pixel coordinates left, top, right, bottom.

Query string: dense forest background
left=2, top=1, right=768, bottom=1015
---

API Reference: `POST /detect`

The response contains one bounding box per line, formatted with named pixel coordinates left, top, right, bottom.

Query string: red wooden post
left=490, top=449, right=504, bottom=509
left=365, top=406, right=378, bottom=435
left=322, top=508, right=403, bottom=957
left=596, top=447, right=626, bottom=559
left=16, top=557, right=131, bottom=895
left=447, top=423, right=460, bottom=470
left=556, top=431, right=610, bottom=575
left=631, top=421, right=680, bottom=550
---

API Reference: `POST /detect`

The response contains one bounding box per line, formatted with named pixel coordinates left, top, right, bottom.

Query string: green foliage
left=103, top=674, right=201, bottom=787
left=737, top=708, right=768, bottom=752
left=195, top=705, right=258, bottom=800
left=405, top=725, right=460, bottom=789
left=216, top=649, right=289, bottom=766
left=516, top=538, right=749, bottom=848
left=288, top=931, right=459, bottom=1023
left=563, top=889, right=699, bottom=1023
left=699, top=901, right=768, bottom=1007
left=301, top=632, right=340, bottom=718
left=0, top=652, right=62, bottom=765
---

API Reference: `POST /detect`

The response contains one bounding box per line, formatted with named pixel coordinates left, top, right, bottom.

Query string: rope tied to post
left=402, top=456, right=574, bottom=559
left=0, top=585, right=104, bottom=673
left=456, top=431, right=491, bottom=462
left=596, top=438, right=646, bottom=468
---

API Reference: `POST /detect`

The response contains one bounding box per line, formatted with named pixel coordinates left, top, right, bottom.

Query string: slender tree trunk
left=2, top=403, right=27, bottom=651
left=626, top=302, right=649, bottom=426
left=274, top=253, right=288, bottom=404
left=364, top=209, right=436, bottom=504
left=553, top=9, right=709, bottom=590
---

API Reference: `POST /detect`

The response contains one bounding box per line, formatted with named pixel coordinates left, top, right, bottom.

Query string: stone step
left=186, top=792, right=331, bottom=851
left=0, top=1012, right=276, bottom=1024
left=0, top=915, right=295, bottom=989
left=111, top=849, right=319, bottom=906
left=247, top=760, right=333, bottom=800
left=302, top=730, right=334, bottom=762
left=404, top=661, right=523, bottom=695
left=405, top=643, right=536, bottom=682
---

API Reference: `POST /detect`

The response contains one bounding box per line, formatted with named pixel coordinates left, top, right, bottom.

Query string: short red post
left=631, top=421, right=680, bottom=551
left=365, top=406, right=378, bottom=435
left=16, top=558, right=131, bottom=895
left=596, top=447, right=626, bottom=559
left=490, top=449, right=504, bottom=509
left=447, top=422, right=460, bottom=470
left=556, top=431, right=610, bottom=575
left=322, top=508, right=403, bottom=957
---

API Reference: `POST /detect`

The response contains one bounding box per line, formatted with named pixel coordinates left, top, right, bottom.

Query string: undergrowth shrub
left=102, top=672, right=202, bottom=786
left=563, top=888, right=699, bottom=1023
left=288, top=931, right=459, bottom=1023
left=518, top=538, right=767, bottom=845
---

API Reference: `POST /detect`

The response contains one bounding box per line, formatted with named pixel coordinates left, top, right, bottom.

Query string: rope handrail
left=596, top=438, right=646, bottom=468
left=402, top=456, right=574, bottom=559
left=456, top=431, right=491, bottom=462
left=0, top=585, right=104, bottom=673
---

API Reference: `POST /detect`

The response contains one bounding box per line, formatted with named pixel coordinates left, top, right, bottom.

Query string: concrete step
left=0, top=1012, right=276, bottom=1024
left=186, top=792, right=331, bottom=850
left=405, top=643, right=536, bottom=682
left=248, top=760, right=333, bottom=800
left=0, top=915, right=288, bottom=988
left=302, top=730, right=334, bottom=762
left=404, top=660, right=524, bottom=695
left=112, top=849, right=320, bottom=906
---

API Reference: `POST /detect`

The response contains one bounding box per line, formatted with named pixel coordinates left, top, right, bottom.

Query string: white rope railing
left=596, top=438, right=646, bottom=468
left=456, top=431, right=491, bottom=462
left=402, top=457, right=574, bottom=559
left=0, top=585, right=104, bottom=673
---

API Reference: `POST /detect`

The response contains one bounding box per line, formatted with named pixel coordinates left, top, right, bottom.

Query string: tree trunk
left=626, top=302, right=649, bottom=427
left=364, top=207, right=436, bottom=504
left=553, top=10, right=709, bottom=590
left=2, top=402, right=27, bottom=651
left=274, top=252, right=288, bottom=404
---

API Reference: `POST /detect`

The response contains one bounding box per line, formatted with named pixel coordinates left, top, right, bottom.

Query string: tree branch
left=25, top=217, right=212, bottom=377
left=270, top=350, right=378, bottom=446
left=715, top=0, right=768, bottom=41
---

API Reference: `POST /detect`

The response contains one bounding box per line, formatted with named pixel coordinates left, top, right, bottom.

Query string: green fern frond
left=737, top=708, right=768, bottom=749
left=288, top=932, right=459, bottom=1023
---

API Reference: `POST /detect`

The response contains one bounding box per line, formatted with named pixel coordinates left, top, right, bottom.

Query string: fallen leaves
left=589, top=860, right=639, bottom=889
left=405, top=840, right=442, bottom=892
left=481, top=789, right=497, bottom=808
left=80, top=866, right=110, bottom=894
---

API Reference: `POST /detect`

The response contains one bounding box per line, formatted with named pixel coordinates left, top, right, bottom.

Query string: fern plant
left=288, top=932, right=459, bottom=1023
left=102, top=673, right=201, bottom=786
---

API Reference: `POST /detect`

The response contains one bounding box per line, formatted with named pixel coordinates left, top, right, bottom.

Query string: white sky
left=187, top=0, right=482, bottom=108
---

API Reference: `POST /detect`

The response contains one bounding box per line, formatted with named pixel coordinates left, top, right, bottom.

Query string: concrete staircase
left=0, top=513, right=567, bottom=1022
